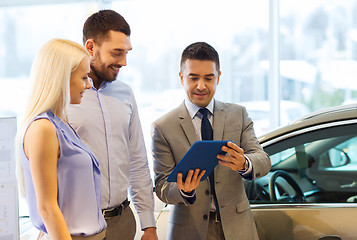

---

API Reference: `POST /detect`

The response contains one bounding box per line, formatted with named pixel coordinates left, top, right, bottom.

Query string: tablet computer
left=166, top=140, right=229, bottom=182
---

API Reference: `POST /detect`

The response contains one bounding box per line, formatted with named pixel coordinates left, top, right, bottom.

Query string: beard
left=91, top=64, right=119, bottom=83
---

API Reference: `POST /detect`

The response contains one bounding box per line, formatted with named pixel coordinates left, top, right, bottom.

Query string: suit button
left=203, top=214, right=208, bottom=220
left=205, top=190, right=209, bottom=195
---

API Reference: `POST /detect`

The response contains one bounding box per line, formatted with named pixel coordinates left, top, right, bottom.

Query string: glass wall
left=280, top=0, right=357, bottom=110
left=0, top=2, right=91, bottom=121
left=111, top=0, right=269, bottom=144
left=2, top=1, right=356, bottom=139
left=0, top=0, right=271, bottom=131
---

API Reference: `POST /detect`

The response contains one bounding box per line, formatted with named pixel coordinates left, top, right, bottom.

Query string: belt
left=102, top=199, right=130, bottom=218
left=210, top=211, right=221, bottom=222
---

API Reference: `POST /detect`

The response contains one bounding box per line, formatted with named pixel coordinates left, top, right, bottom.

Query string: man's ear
left=179, top=72, right=184, bottom=86
left=85, top=39, right=95, bottom=56
left=217, top=71, right=221, bottom=85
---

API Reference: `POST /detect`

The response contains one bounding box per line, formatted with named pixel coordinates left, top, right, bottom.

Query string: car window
left=270, top=148, right=296, bottom=166
left=246, top=122, right=357, bottom=204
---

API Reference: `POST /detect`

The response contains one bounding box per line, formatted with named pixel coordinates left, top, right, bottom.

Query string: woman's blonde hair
left=16, top=38, right=90, bottom=197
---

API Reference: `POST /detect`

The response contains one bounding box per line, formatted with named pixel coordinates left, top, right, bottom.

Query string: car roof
left=258, top=103, right=357, bottom=145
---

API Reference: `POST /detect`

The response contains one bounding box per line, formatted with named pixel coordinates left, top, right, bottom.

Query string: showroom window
left=1, top=0, right=356, bottom=137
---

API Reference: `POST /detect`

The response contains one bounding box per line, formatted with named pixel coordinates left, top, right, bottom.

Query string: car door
left=247, top=121, right=357, bottom=240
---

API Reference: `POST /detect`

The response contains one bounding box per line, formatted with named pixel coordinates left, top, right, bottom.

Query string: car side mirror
left=328, top=147, right=350, bottom=167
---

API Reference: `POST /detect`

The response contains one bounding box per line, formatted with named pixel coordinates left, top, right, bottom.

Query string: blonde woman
left=17, top=39, right=106, bottom=240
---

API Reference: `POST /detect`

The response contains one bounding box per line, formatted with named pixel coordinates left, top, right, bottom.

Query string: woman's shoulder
left=23, top=117, right=58, bottom=158
left=26, top=117, right=57, bottom=140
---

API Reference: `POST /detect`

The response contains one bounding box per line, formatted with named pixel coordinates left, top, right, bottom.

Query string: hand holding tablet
left=167, top=140, right=229, bottom=182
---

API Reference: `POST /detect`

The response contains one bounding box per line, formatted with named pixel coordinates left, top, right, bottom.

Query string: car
left=240, top=100, right=310, bottom=136
left=246, top=103, right=357, bottom=240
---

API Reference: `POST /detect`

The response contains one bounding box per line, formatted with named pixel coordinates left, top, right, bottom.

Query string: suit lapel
left=178, top=102, right=199, bottom=146
left=212, top=100, right=226, bottom=181
left=213, top=100, right=225, bottom=141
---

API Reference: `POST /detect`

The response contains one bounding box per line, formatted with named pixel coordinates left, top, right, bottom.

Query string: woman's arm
left=24, top=119, right=72, bottom=240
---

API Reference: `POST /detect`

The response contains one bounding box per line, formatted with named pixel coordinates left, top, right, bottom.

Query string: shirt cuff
left=179, top=189, right=196, bottom=204
left=238, top=155, right=253, bottom=180
left=137, top=210, right=156, bottom=231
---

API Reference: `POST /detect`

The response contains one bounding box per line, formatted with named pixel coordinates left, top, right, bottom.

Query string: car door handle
left=319, top=235, right=341, bottom=240
left=341, top=181, right=357, bottom=188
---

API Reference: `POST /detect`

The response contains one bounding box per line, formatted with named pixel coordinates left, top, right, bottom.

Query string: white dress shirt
left=67, top=78, right=155, bottom=230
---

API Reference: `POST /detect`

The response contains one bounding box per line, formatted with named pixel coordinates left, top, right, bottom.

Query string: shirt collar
left=88, top=77, right=109, bottom=90
left=184, top=97, right=214, bottom=119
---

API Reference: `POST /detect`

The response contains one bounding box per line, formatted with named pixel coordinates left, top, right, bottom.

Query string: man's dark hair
left=83, top=9, right=131, bottom=45
left=180, top=42, right=220, bottom=72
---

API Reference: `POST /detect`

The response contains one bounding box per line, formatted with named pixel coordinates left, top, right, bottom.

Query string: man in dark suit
left=152, top=42, right=271, bottom=240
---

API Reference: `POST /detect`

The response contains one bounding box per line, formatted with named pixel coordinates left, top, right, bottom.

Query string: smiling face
left=180, top=59, right=221, bottom=108
left=70, top=57, right=91, bottom=104
left=85, top=30, right=132, bottom=88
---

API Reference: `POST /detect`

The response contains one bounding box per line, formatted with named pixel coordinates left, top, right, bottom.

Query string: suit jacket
left=152, top=100, right=271, bottom=240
